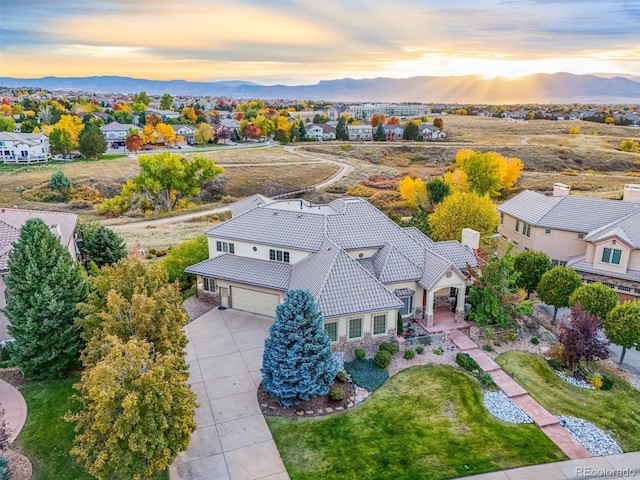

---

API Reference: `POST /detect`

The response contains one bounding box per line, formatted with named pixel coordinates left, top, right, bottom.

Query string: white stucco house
left=0, top=208, right=78, bottom=340
left=100, top=122, right=136, bottom=143
left=0, top=132, right=50, bottom=163
left=347, top=125, right=373, bottom=141
left=187, top=196, right=478, bottom=347
left=305, top=123, right=336, bottom=141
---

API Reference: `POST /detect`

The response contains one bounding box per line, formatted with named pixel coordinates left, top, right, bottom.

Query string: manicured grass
left=496, top=351, right=640, bottom=452
left=17, top=377, right=169, bottom=480
left=267, top=365, right=566, bottom=480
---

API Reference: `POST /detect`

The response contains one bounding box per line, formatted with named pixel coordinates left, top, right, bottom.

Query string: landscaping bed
left=258, top=380, right=355, bottom=418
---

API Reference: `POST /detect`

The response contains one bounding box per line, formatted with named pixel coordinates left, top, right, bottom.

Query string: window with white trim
left=515, top=219, right=520, bottom=232
left=219, top=287, right=228, bottom=297
left=601, top=247, right=622, bottom=265
left=551, top=259, right=567, bottom=267
left=269, top=249, right=290, bottom=263
left=522, top=222, right=531, bottom=237
left=216, top=241, right=235, bottom=254
left=399, top=296, right=413, bottom=316
left=618, top=285, right=632, bottom=292
left=544, top=229, right=551, bottom=235
left=577, top=233, right=585, bottom=239
left=373, top=314, right=386, bottom=335
left=348, top=317, right=363, bottom=339
left=324, top=322, right=338, bottom=342
left=203, top=277, right=216, bottom=292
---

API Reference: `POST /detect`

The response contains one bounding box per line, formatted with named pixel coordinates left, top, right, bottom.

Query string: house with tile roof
left=498, top=183, right=640, bottom=300
left=187, top=196, right=478, bottom=348
left=0, top=208, right=78, bottom=340
left=0, top=132, right=50, bottom=163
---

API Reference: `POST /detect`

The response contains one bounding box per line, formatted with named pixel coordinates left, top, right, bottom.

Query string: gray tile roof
left=499, top=190, right=640, bottom=233
left=418, top=250, right=457, bottom=290
left=228, top=194, right=271, bottom=217
left=427, top=241, right=478, bottom=272
left=403, top=226, right=435, bottom=245
left=584, top=210, right=640, bottom=248
left=290, top=238, right=403, bottom=318
left=567, top=256, right=640, bottom=283
left=371, top=243, right=423, bottom=283
left=0, top=132, right=47, bottom=146
left=100, top=122, right=134, bottom=132
left=186, top=254, right=291, bottom=290
left=0, top=220, right=20, bottom=272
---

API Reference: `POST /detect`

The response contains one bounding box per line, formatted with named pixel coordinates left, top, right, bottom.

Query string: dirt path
left=108, top=146, right=351, bottom=231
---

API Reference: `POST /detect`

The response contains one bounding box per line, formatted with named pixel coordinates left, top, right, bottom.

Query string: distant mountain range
left=1, top=73, right=640, bottom=104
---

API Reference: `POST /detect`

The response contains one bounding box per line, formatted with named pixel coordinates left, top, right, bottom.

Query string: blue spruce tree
left=261, top=289, right=338, bottom=407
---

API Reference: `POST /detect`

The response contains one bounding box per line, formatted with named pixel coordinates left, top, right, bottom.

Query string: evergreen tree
left=160, top=93, right=174, bottom=110
left=374, top=123, right=386, bottom=141
left=336, top=116, right=348, bottom=140
left=298, top=120, right=307, bottom=139
left=50, top=169, right=71, bottom=191
left=289, top=123, right=300, bottom=143
left=261, top=290, right=338, bottom=407
left=403, top=121, right=419, bottom=140
left=76, top=221, right=127, bottom=268
left=3, top=218, right=88, bottom=379
left=426, top=178, right=450, bottom=206
left=78, top=124, right=107, bottom=159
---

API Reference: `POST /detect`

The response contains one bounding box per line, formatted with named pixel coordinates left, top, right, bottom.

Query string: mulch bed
left=258, top=380, right=355, bottom=418
left=0, top=368, right=24, bottom=389
left=182, top=294, right=219, bottom=323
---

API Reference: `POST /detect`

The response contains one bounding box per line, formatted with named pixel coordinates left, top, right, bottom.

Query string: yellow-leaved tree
left=429, top=191, right=500, bottom=241
left=398, top=176, right=427, bottom=209
left=155, top=122, right=176, bottom=145
left=54, top=115, right=84, bottom=148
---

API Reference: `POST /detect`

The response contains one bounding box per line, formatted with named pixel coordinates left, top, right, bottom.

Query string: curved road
left=109, top=146, right=352, bottom=231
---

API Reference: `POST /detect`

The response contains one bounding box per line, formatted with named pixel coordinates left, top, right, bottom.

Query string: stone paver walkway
left=0, top=379, right=27, bottom=443
left=449, top=330, right=592, bottom=460
left=171, top=308, right=289, bottom=480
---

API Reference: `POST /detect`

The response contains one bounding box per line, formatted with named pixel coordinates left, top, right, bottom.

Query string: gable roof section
left=499, top=190, right=640, bottom=232
left=0, top=132, right=47, bottom=146
left=186, top=254, right=291, bottom=290
left=584, top=209, right=640, bottom=248
left=418, top=249, right=459, bottom=291
left=426, top=240, right=478, bottom=271
left=100, top=122, right=133, bottom=132
left=228, top=194, right=272, bottom=217
left=290, top=238, right=403, bottom=318
left=370, top=243, right=423, bottom=283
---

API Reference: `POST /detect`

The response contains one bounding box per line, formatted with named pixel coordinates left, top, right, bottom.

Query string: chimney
left=461, top=228, right=480, bottom=250
left=622, top=184, right=640, bottom=203
left=553, top=183, right=571, bottom=197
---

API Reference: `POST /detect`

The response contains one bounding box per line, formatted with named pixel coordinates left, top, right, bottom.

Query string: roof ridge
left=312, top=237, right=343, bottom=295
left=585, top=208, right=640, bottom=239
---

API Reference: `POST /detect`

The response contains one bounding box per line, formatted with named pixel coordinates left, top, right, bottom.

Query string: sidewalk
left=459, top=451, right=640, bottom=480
left=449, top=330, right=591, bottom=460
left=0, top=379, right=27, bottom=443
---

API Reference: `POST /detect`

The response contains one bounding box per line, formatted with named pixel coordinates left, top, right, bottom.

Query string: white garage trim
left=230, top=286, right=280, bottom=317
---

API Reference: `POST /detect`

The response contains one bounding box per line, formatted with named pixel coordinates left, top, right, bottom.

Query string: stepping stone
left=490, top=370, right=528, bottom=397
left=542, top=423, right=592, bottom=459
left=325, top=407, right=333, bottom=413
left=465, top=348, right=501, bottom=372
left=449, top=330, right=477, bottom=351
left=512, top=395, right=559, bottom=427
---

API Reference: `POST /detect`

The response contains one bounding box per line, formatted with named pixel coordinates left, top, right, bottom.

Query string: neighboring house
left=498, top=183, right=640, bottom=300
left=382, top=124, right=404, bottom=141
left=290, top=111, right=327, bottom=123
left=145, top=107, right=180, bottom=121
left=100, top=122, right=136, bottom=144
left=305, top=123, right=336, bottom=141
left=349, top=104, right=428, bottom=119
left=0, top=208, right=78, bottom=340
left=327, top=105, right=351, bottom=121
left=220, top=119, right=240, bottom=137
left=347, top=125, right=374, bottom=141
left=187, top=196, right=478, bottom=348
left=0, top=132, right=50, bottom=163
left=419, top=124, right=447, bottom=140
left=171, top=125, right=196, bottom=143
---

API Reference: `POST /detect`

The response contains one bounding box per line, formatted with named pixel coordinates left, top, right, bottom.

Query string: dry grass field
left=116, top=217, right=215, bottom=252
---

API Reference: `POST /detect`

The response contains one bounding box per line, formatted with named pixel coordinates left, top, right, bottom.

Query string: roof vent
left=358, top=252, right=365, bottom=259
left=326, top=246, right=331, bottom=251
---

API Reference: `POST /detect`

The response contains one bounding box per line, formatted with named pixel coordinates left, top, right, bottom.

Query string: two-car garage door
left=230, top=286, right=280, bottom=317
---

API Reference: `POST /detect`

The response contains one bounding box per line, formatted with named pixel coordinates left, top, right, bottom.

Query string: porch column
left=425, top=289, right=435, bottom=328
left=455, top=284, right=466, bottom=322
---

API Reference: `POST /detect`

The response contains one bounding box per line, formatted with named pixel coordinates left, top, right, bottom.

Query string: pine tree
left=3, top=218, right=88, bottom=379
left=298, top=120, right=307, bottom=139
left=336, top=116, right=348, bottom=140
left=374, top=123, right=386, bottom=141
left=261, top=290, right=338, bottom=407
left=78, top=124, right=107, bottom=159
left=403, top=121, right=419, bottom=141
left=87, top=226, right=127, bottom=268
left=50, top=169, right=71, bottom=191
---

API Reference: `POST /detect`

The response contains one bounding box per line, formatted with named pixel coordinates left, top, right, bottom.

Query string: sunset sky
left=2, top=0, right=639, bottom=84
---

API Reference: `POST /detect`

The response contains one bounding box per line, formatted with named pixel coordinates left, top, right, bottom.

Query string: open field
left=116, top=218, right=215, bottom=252
left=496, top=351, right=640, bottom=452
left=268, top=364, right=565, bottom=480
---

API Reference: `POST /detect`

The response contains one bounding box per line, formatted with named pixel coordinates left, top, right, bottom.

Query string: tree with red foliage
left=241, top=123, right=261, bottom=140
left=126, top=134, right=143, bottom=153
left=558, top=305, right=609, bottom=370
left=387, top=116, right=401, bottom=125
left=370, top=114, right=388, bottom=127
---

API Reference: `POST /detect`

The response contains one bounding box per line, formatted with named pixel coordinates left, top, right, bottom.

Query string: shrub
left=504, top=331, right=519, bottom=342
left=415, top=345, right=424, bottom=354
left=588, top=373, right=602, bottom=390
left=482, top=344, right=494, bottom=352
left=396, top=312, right=403, bottom=335
left=456, top=352, right=480, bottom=372
left=339, top=144, right=354, bottom=152
left=601, top=375, right=614, bottom=391
left=354, top=348, right=366, bottom=360
left=21, top=183, right=67, bottom=203
left=373, top=350, right=393, bottom=370
left=50, top=169, right=71, bottom=190
left=568, top=126, right=581, bottom=135
left=343, top=359, right=389, bottom=392
left=479, top=373, right=497, bottom=389
left=404, top=349, right=415, bottom=360
left=329, top=387, right=345, bottom=401
left=379, top=342, right=399, bottom=355
left=530, top=337, right=540, bottom=345
left=548, top=343, right=567, bottom=363
left=433, top=346, right=443, bottom=355
left=335, top=371, right=347, bottom=383
left=546, top=358, right=566, bottom=371
left=69, top=185, right=104, bottom=204
left=345, top=184, right=376, bottom=198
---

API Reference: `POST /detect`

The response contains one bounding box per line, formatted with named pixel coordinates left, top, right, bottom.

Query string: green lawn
left=17, top=377, right=169, bottom=480
left=267, top=365, right=566, bottom=480
left=496, top=351, right=640, bottom=452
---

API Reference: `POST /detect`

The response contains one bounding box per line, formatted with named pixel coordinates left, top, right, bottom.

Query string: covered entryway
left=230, top=286, right=279, bottom=317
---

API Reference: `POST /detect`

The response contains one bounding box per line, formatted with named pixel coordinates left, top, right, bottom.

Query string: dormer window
left=601, top=247, right=622, bottom=265
left=216, top=241, right=235, bottom=254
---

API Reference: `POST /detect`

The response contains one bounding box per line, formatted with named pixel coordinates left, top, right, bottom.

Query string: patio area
left=418, top=306, right=470, bottom=334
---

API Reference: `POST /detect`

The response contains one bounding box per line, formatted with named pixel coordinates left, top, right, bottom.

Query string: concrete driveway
left=170, top=308, right=289, bottom=480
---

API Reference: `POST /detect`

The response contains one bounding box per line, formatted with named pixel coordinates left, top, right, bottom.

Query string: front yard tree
left=374, top=123, right=385, bottom=141
left=429, top=191, right=500, bottom=242
left=160, top=235, right=209, bottom=285
left=125, top=133, right=143, bottom=153
left=403, top=121, right=419, bottom=140
left=194, top=122, right=214, bottom=145
left=604, top=301, right=640, bottom=365
left=336, top=116, right=348, bottom=140
left=536, top=266, right=583, bottom=322
left=77, top=257, right=189, bottom=367
left=68, top=335, right=197, bottom=480
left=513, top=250, right=552, bottom=298
left=159, top=93, right=173, bottom=110
left=261, top=289, right=338, bottom=407
left=49, top=127, right=73, bottom=154
left=558, top=306, right=609, bottom=370
left=3, top=218, right=88, bottom=379
left=569, top=282, right=619, bottom=321
left=78, top=123, right=107, bottom=159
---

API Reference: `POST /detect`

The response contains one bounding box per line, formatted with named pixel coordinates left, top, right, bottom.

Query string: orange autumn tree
left=370, top=114, right=388, bottom=127
left=387, top=116, right=400, bottom=125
